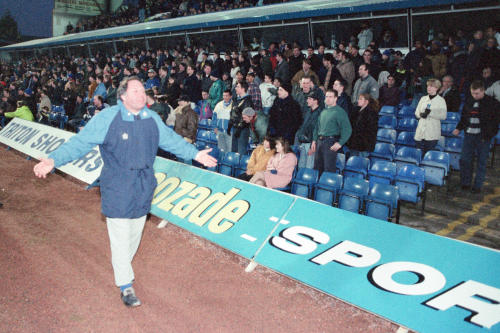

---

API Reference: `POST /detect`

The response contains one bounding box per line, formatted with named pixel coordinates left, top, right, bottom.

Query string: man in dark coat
left=268, top=83, right=302, bottom=144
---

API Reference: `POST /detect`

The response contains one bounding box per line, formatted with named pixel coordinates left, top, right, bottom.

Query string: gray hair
left=117, top=76, right=143, bottom=101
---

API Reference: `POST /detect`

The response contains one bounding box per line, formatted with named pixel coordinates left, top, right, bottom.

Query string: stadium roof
left=0, top=0, right=487, bottom=51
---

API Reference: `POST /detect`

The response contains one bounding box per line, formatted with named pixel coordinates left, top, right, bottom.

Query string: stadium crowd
left=1, top=23, right=500, bottom=193
left=64, top=0, right=291, bottom=34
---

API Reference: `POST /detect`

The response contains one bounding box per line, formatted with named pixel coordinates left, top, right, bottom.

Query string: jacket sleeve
left=337, top=108, right=352, bottom=146
left=429, top=97, right=447, bottom=120
left=48, top=108, right=116, bottom=167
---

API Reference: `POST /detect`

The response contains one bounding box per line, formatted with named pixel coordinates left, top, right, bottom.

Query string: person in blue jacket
left=33, top=76, right=217, bottom=308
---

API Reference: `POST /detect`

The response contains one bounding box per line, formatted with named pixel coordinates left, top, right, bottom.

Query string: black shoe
left=121, top=287, right=141, bottom=307
left=471, top=187, right=481, bottom=194
left=461, top=185, right=471, bottom=191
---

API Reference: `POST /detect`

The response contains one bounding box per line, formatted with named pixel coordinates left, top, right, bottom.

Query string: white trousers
left=106, top=216, right=147, bottom=287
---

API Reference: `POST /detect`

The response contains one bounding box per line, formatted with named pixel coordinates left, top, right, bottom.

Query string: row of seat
left=290, top=168, right=401, bottom=222
left=378, top=112, right=461, bottom=132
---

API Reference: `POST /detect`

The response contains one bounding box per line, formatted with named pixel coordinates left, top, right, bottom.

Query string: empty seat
left=377, top=128, right=397, bottom=144
left=344, top=156, right=370, bottom=179
left=368, top=160, right=397, bottom=184
left=218, top=152, right=240, bottom=176
left=370, top=143, right=395, bottom=162
left=196, top=129, right=211, bottom=145
left=397, top=118, right=418, bottom=132
left=444, top=137, right=462, bottom=170
left=420, top=151, right=450, bottom=186
left=365, top=183, right=399, bottom=222
left=397, top=105, right=416, bottom=118
left=443, top=112, right=460, bottom=124
left=395, top=165, right=426, bottom=206
left=234, top=154, right=251, bottom=177
left=379, top=105, right=396, bottom=117
left=394, top=146, right=422, bottom=168
left=339, top=178, right=369, bottom=214
left=314, top=172, right=343, bottom=206
left=291, top=168, right=319, bottom=198
left=198, top=118, right=212, bottom=130
left=396, top=131, right=416, bottom=149
left=378, top=115, right=397, bottom=129
left=441, top=122, right=457, bottom=137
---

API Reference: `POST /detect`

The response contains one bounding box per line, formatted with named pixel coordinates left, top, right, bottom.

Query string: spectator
left=310, top=89, right=352, bottom=175
left=67, top=95, right=86, bottom=132
left=145, top=89, right=169, bottom=122
left=306, top=45, right=322, bottom=74
left=195, top=90, right=213, bottom=120
left=238, top=136, right=276, bottom=181
left=414, top=78, right=447, bottom=157
left=379, top=74, right=400, bottom=107
left=249, top=137, right=297, bottom=189
left=336, top=50, right=355, bottom=95
left=333, top=78, right=353, bottom=118
left=268, top=83, right=302, bottom=144
left=453, top=80, right=500, bottom=193
left=212, top=89, right=233, bottom=153
left=246, top=72, right=263, bottom=113
left=201, top=63, right=213, bottom=92
left=288, top=46, right=305, bottom=78
left=208, top=71, right=224, bottom=110
left=228, top=81, right=253, bottom=155
left=296, top=90, right=322, bottom=169
left=347, top=93, right=379, bottom=157
left=5, top=100, right=34, bottom=122
left=259, top=73, right=276, bottom=116
left=362, top=49, right=381, bottom=82
left=183, top=64, right=201, bottom=104
left=485, top=80, right=500, bottom=102
left=174, top=94, right=198, bottom=145
left=165, top=76, right=181, bottom=108
left=274, top=52, right=290, bottom=85
left=291, top=59, right=319, bottom=87
left=426, top=41, right=447, bottom=79
left=106, top=78, right=119, bottom=106
left=352, top=63, right=379, bottom=104
left=439, top=75, right=461, bottom=112
left=230, top=58, right=240, bottom=86
left=357, top=22, right=373, bottom=49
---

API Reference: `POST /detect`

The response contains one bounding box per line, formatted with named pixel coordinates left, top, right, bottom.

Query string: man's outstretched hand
left=194, top=148, right=218, bottom=168
left=34, top=158, right=55, bottom=178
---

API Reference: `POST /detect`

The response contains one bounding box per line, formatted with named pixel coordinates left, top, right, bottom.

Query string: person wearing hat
left=228, top=81, right=254, bottom=155
left=174, top=94, right=198, bottom=147
left=295, top=90, right=322, bottom=168
left=208, top=70, right=224, bottom=110
left=145, top=69, right=160, bottom=90
left=268, top=83, right=302, bottom=145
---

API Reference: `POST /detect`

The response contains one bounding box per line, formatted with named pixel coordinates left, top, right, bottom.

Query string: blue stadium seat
left=420, top=151, right=450, bottom=186
left=344, top=156, right=370, bottom=179
left=368, top=160, right=397, bottom=184
left=395, top=165, right=426, bottom=212
left=396, top=131, right=416, bottom=149
left=290, top=144, right=301, bottom=161
left=291, top=168, right=319, bottom=198
left=234, top=154, right=250, bottom=177
left=198, top=118, right=212, bottom=130
left=379, top=105, right=396, bottom=117
left=397, top=118, right=418, bottom=132
left=378, top=115, right=397, bottom=129
left=397, top=105, right=416, bottom=118
left=314, top=172, right=343, bottom=206
left=377, top=128, right=397, bottom=144
left=196, top=129, right=211, bottom=146
left=339, top=178, right=369, bottom=214
left=365, top=183, right=400, bottom=223
left=208, top=131, right=218, bottom=148
left=444, top=137, right=462, bottom=170
left=394, top=147, right=422, bottom=168
left=443, top=112, right=460, bottom=124
left=441, top=122, right=457, bottom=137
left=370, top=143, right=395, bottom=162
left=218, top=151, right=240, bottom=176
left=410, top=94, right=423, bottom=108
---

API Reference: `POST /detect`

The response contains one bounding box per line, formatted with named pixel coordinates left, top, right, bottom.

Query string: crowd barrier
left=1, top=118, right=499, bottom=333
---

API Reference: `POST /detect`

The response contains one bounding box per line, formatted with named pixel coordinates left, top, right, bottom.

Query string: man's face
left=415, top=41, right=422, bottom=49
left=293, top=48, right=301, bottom=57
left=482, top=68, right=491, bottom=78
left=387, top=76, right=395, bottom=88
left=358, top=65, right=368, bottom=78
left=333, top=80, right=343, bottom=93
left=246, top=74, right=253, bottom=83
left=148, top=71, right=155, bottom=78
left=121, top=80, right=146, bottom=112
left=93, top=96, right=101, bottom=107
left=318, top=45, right=325, bottom=54
left=277, top=86, right=288, bottom=99
left=307, top=48, right=314, bottom=56
left=442, top=77, right=452, bottom=89
left=204, top=66, right=211, bottom=76
left=306, top=97, right=317, bottom=108
left=223, top=92, right=231, bottom=103
left=302, top=61, right=311, bottom=72
left=301, top=79, right=312, bottom=93
left=363, top=51, right=372, bottom=63
left=235, top=84, right=242, bottom=96
left=202, top=91, right=209, bottom=100
left=325, top=91, right=337, bottom=107
left=471, top=88, right=485, bottom=101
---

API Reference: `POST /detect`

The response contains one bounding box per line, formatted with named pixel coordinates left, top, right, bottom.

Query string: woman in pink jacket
left=250, top=137, right=297, bottom=189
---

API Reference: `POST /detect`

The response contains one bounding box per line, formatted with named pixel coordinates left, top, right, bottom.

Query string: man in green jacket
left=309, top=89, right=351, bottom=175
left=5, top=101, right=34, bottom=122
left=208, top=71, right=224, bottom=110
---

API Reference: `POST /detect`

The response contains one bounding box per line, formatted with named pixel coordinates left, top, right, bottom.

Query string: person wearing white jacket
left=414, top=78, right=447, bottom=157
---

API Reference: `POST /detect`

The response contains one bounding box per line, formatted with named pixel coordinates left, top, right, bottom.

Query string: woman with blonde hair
left=414, top=78, right=447, bottom=157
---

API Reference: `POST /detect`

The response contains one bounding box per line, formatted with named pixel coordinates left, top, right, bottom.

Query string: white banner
left=54, top=0, right=106, bottom=16
left=0, top=118, right=102, bottom=185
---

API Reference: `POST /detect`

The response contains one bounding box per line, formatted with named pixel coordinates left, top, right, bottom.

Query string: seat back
left=339, top=178, right=369, bottom=213
left=444, top=112, right=460, bottom=124
left=397, top=105, right=416, bottom=118
left=379, top=105, right=396, bottom=117
left=219, top=152, right=240, bottom=175
left=397, top=118, right=418, bottom=132
left=370, top=143, right=395, bottom=162
left=395, top=165, right=425, bottom=203
left=292, top=168, right=319, bottom=198
left=441, top=122, right=458, bottom=137
left=368, top=160, right=397, bottom=184
left=378, top=115, right=397, bottom=129
left=234, top=154, right=251, bottom=176
left=344, top=156, right=370, bottom=179
left=377, top=128, right=397, bottom=144
left=394, top=146, right=422, bottom=167
left=336, top=153, right=346, bottom=173
left=365, top=183, right=399, bottom=221
left=396, top=131, right=416, bottom=149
